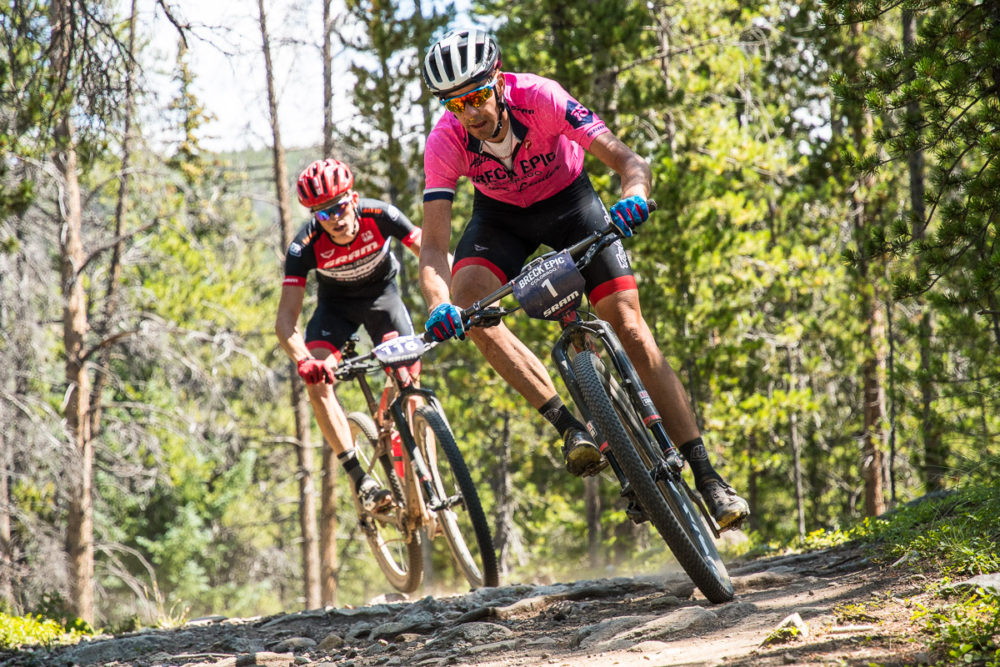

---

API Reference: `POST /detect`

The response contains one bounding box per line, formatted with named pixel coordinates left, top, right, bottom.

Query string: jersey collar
left=465, top=109, right=528, bottom=155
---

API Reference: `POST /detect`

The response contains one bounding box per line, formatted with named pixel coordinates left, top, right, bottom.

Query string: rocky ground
left=1, top=543, right=945, bottom=667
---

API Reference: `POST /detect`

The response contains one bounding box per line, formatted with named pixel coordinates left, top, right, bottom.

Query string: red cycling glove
left=297, top=357, right=334, bottom=384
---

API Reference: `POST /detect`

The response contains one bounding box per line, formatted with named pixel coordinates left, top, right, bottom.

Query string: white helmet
left=422, top=28, right=501, bottom=97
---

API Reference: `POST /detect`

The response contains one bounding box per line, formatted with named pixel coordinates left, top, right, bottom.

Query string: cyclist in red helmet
left=276, top=158, right=423, bottom=513
left=418, top=29, right=749, bottom=530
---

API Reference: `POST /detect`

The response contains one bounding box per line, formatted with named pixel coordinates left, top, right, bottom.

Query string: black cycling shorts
left=453, top=171, right=636, bottom=305
left=305, top=281, right=414, bottom=360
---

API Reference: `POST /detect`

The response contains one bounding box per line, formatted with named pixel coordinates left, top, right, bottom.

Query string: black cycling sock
left=679, top=437, right=723, bottom=488
left=337, top=450, right=366, bottom=489
left=539, top=396, right=584, bottom=436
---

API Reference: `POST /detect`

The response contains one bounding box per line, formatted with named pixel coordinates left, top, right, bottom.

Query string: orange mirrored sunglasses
left=440, top=77, right=497, bottom=114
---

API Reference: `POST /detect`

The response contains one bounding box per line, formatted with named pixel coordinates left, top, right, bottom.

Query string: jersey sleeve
left=373, top=201, right=422, bottom=247
left=423, top=118, right=467, bottom=203
left=282, top=225, right=315, bottom=288
left=538, top=79, right=609, bottom=149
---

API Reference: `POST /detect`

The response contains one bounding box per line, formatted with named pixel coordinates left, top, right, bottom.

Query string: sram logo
left=324, top=241, right=379, bottom=267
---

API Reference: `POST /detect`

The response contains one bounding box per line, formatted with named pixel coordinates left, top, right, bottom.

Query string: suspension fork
left=555, top=319, right=685, bottom=472
left=551, top=321, right=630, bottom=489
left=389, top=387, right=448, bottom=510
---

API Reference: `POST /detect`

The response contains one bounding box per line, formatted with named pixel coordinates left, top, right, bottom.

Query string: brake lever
left=469, top=306, right=517, bottom=329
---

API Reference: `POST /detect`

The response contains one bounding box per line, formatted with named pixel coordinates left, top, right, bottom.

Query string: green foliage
left=913, top=591, right=1000, bottom=667
left=0, top=595, right=94, bottom=650
left=761, top=624, right=801, bottom=646
left=835, top=600, right=881, bottom=624
left=0, top=613, right=79, bottom=650
left=799, top=476, right=1000, bottom=579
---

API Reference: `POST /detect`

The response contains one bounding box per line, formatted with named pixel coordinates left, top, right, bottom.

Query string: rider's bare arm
left=588, top=133, right=652, bottom=200
left=275, top=284, right=312, bottom=363
left=419, top=199, right=455, bottom=311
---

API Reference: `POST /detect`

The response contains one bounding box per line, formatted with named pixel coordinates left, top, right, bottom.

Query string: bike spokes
left=346, top=412, right=422, bottom=593
left=411, top=405, right=499, bottom=589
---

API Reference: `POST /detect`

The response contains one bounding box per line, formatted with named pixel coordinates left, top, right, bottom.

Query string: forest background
left=2, top=0, right=998, bottom=630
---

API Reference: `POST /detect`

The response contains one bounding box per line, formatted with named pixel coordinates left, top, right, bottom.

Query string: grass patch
left=799, top=483, right=1000, bottom=577
left=761, top=625, right=801, bottom=646
left=0, top=612, right=90, bottom=650
left=913, top=589, right=1000, bottom=666
left=787, top=472, right=1000, bottom=667
left=862, top=485, right=1000, bottom=577
left=834, top=600, right=881, bottom=625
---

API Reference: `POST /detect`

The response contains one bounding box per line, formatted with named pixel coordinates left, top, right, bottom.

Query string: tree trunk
left=902, top=9, right=944, bottom=493
left=90, top=0, right=138, bottom=440
left=50, top=0, right=94, bottom=625
left=847, top=23, right=887, bottom=518
left=746, top=433, right=758, bottom=533
left=491, top=414, right=523, bottom=576
left=319, top=0, right=339, bottom=608
left=257, top=0, right=320, bottom=609
left=787, top=348, right=805, bottom=541
left=0, top=430, right=12, bottom=608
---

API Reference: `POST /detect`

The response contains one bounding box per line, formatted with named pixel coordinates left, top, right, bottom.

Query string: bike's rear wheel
left=571, top=351, right=734, bottom=603
left=346, top=411, right=423, bottom=593
left=411, top=405, right=500, bottom=589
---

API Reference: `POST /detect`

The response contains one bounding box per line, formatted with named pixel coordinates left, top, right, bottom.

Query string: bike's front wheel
left=411, top=405, right=500, bottom=589
left=346, top=411, right=423, bottom=593
left=571, top=351, right=734, bottom=603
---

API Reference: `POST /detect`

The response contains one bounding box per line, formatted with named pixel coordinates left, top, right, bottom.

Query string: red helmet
left=296, top=159, right=354, bottom=209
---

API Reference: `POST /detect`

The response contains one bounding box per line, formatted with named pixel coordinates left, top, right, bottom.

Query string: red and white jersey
left=283, top=198, right=420, bottom=298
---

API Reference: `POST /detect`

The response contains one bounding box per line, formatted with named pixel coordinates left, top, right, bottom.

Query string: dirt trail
left=2, top=543, right=935, bottom=667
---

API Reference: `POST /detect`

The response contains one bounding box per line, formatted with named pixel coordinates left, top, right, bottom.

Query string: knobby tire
left=412, top=406, right=500, bottom=589
left=346, top=411, right=423, bottom=593
left=571, top=352, right=734, bottom=603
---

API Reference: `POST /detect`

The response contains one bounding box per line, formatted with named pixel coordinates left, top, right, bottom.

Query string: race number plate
left=373, top=334, right=429, bottom=366
left=511, top=250, right=585, bottom=321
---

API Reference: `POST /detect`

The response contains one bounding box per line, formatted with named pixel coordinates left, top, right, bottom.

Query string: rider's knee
left=613, top=318, right=647, bottom=347
left=451, top=266, right=504, bottom=308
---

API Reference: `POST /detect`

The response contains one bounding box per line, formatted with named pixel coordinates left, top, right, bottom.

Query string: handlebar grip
left=647, top=198, right=657, bottom=212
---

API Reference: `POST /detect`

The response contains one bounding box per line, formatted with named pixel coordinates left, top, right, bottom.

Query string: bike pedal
left=625, top=500, right=648, bottom=524
left=662, top=450, right=685, bottom=472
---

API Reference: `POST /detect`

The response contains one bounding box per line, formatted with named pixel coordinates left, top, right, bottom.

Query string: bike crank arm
left=428, top=494, right=466, bottom=513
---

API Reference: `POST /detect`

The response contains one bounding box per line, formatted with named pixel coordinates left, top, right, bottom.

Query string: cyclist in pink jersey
left=418, top=29, right=749, bottom=530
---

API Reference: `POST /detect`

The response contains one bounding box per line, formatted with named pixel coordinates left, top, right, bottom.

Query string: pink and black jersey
left=283, top=198, right=420, bottom=298
left=423, top=72, right=610, bottom=208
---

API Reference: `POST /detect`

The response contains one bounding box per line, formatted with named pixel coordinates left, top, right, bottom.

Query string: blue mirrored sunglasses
left=314, top=199, right=352, bottom=222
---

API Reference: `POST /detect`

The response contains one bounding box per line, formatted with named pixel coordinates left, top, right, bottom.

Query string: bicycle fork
left=552, top=319, right=686, bottom=483
left=389, top=390, right=458, bottom=514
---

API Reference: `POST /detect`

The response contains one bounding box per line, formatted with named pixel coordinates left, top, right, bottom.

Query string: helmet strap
left=491, top=87, right=506, bottom=139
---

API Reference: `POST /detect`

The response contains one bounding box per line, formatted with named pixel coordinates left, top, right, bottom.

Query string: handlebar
left=333, top=352, right=383, bottom=381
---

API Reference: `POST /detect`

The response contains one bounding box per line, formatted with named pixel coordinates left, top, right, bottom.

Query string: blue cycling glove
left=425, top=303, right=466, bottom=342
left=609, top=195, right=650, bottom=238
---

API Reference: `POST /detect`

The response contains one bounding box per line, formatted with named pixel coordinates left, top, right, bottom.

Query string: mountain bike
left=442, top=203, right=735, bottom=603
left=334, top=333, right=500, bottom=594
